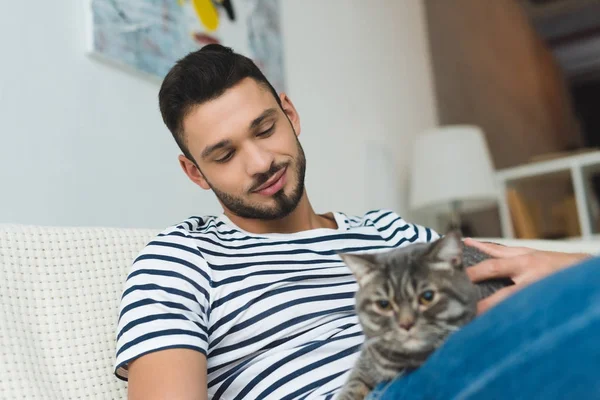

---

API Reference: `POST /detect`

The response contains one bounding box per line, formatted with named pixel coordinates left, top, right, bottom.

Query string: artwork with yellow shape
left=190, top=0, right=220, bottom=31
left=87, top=0, right=285, bottom=92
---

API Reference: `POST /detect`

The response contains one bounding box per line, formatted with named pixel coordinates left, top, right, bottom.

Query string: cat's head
left=340, top=231, right=478, bottom=355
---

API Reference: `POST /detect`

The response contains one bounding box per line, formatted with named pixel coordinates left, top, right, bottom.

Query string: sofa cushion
left=0, top=224, right=157, bottom=399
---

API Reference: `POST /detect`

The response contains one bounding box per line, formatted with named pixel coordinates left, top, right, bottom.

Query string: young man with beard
left=115, top=45, right=599, bottom=400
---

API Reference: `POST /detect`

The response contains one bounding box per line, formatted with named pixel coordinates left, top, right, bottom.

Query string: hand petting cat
left=464, top=238, right=592, bottom=314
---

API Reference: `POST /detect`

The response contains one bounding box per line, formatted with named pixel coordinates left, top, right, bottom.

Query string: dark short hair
left=158, top=44, right=281, bottom=162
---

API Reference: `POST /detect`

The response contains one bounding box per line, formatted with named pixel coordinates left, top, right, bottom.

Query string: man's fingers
left=466, top=257, right=524, bottom=282
left=477, top=284, right=521, bottom=314
left=464, top=238, right=531, bottom=258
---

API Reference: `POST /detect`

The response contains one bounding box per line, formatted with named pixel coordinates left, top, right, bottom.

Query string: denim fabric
left=365, top=256, right=600, bottom=400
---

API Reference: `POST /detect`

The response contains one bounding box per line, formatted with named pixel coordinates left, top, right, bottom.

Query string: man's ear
left=179, top=155, right=210, bottom=190
left=279, top=93, right=301, bottom=137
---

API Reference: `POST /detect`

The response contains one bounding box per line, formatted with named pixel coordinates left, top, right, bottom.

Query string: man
left=115, top=45, right=597, bottom=399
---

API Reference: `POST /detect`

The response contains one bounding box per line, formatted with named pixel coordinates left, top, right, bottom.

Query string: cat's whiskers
left=363, top=336, right=383, bottom=348
left=437, top=322, right=460, bottom=332
left=359, top=316, right=382, bottom=332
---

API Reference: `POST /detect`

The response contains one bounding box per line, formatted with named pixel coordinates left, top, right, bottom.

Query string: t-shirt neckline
left=217, top=211, right=349, bottom=239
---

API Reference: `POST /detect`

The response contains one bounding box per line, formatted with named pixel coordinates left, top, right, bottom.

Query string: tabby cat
left=337, top=231, right=512, bottom=400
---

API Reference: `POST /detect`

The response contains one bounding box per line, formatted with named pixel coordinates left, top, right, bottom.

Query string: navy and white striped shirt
left=115, top=209, right=438, bottom=399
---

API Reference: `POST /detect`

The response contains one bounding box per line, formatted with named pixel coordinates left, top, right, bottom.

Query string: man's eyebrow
left=201, top=139, right=232, bottom=159
left=249, top=108, right=278, bottom=130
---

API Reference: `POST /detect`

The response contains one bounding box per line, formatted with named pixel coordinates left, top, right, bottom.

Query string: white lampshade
left=409, top=125, right=499, bottom=214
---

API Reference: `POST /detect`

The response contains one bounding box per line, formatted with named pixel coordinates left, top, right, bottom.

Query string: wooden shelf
left=496, top=150, right=600, bottom=239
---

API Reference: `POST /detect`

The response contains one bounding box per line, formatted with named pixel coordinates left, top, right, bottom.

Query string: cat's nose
left=399, top=319, right=415, bottom=331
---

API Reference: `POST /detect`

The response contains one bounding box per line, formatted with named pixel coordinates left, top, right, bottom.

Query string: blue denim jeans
left=365, top=255, right=600, bottom=399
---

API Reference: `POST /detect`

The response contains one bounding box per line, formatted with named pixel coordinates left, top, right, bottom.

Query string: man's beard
left=208, top=139, right=306, bottom=220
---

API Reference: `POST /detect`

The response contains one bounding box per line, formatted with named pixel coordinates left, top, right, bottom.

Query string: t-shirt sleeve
left=370, top=209, right=440, bottom=246
left=114, top=231, right=212, bottom=381
left=412, top=218, right=441, bottom=244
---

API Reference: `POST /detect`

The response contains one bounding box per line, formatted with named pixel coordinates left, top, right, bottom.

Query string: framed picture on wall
left=84, top=0, right=286, bottom=91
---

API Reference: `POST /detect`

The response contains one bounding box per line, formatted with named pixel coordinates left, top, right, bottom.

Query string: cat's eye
left=418, top=290, right=436, bottom=306
left=375, top=300, right=392, bottom=311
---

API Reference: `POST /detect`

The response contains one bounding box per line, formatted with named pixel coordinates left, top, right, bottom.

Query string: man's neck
left=223, top=192, right=338, bottom=234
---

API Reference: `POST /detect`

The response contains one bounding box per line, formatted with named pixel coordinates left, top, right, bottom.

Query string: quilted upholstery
left=0, top=224, right=157, bottom=399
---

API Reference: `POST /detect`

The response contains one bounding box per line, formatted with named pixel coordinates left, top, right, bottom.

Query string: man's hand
left=464, top=238, right=591, bottom=314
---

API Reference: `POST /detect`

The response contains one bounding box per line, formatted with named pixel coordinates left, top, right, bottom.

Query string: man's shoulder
left=131, top=215, right=223, bottom=262
left=157, top=215, right=221, bottom=238
left=340, top=209, right=404, bottom=228
left=341, top=208, right=439, bottom=244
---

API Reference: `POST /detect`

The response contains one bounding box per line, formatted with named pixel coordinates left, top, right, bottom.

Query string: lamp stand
left=439, top=200, right=474, bottom=237
left=448, top=200, right=462, bottom=230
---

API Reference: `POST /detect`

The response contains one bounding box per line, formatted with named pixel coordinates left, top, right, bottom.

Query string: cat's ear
left=339, top=253, right=378, bottom=286
left=426, top=230, right=463, bottom=271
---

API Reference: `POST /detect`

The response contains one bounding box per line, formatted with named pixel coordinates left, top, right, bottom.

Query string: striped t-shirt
left=115, top=209, right=438, bottom=399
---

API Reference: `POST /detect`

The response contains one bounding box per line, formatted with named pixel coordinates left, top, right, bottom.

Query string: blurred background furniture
left=410, top=125, right=500, bottom=236
left=496, top=149, right=600, bottom=239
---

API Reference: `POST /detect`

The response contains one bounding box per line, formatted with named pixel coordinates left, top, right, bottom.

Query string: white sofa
left=1, top=224, right=598, bottom=399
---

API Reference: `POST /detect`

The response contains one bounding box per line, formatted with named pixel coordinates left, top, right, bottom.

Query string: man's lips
left=252, top=167, right=287, bottom=194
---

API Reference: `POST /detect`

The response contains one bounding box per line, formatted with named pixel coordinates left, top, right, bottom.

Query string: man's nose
left=245, top=144, right=273, bottom=176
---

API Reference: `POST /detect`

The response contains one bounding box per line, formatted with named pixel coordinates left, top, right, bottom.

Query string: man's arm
left=128, top=348, right=208, bottom=400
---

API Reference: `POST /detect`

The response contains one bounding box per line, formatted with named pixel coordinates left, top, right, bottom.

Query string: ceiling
left=520, top=0, right=600, bottom=80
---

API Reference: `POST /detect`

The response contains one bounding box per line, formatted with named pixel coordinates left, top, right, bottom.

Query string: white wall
left=282, top=1, right=439, bottom=222
left=0, top=0, right=437, bottom=229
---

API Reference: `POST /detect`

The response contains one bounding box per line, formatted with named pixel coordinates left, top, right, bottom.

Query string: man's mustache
left=248, top=162, right=288, bottom=193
